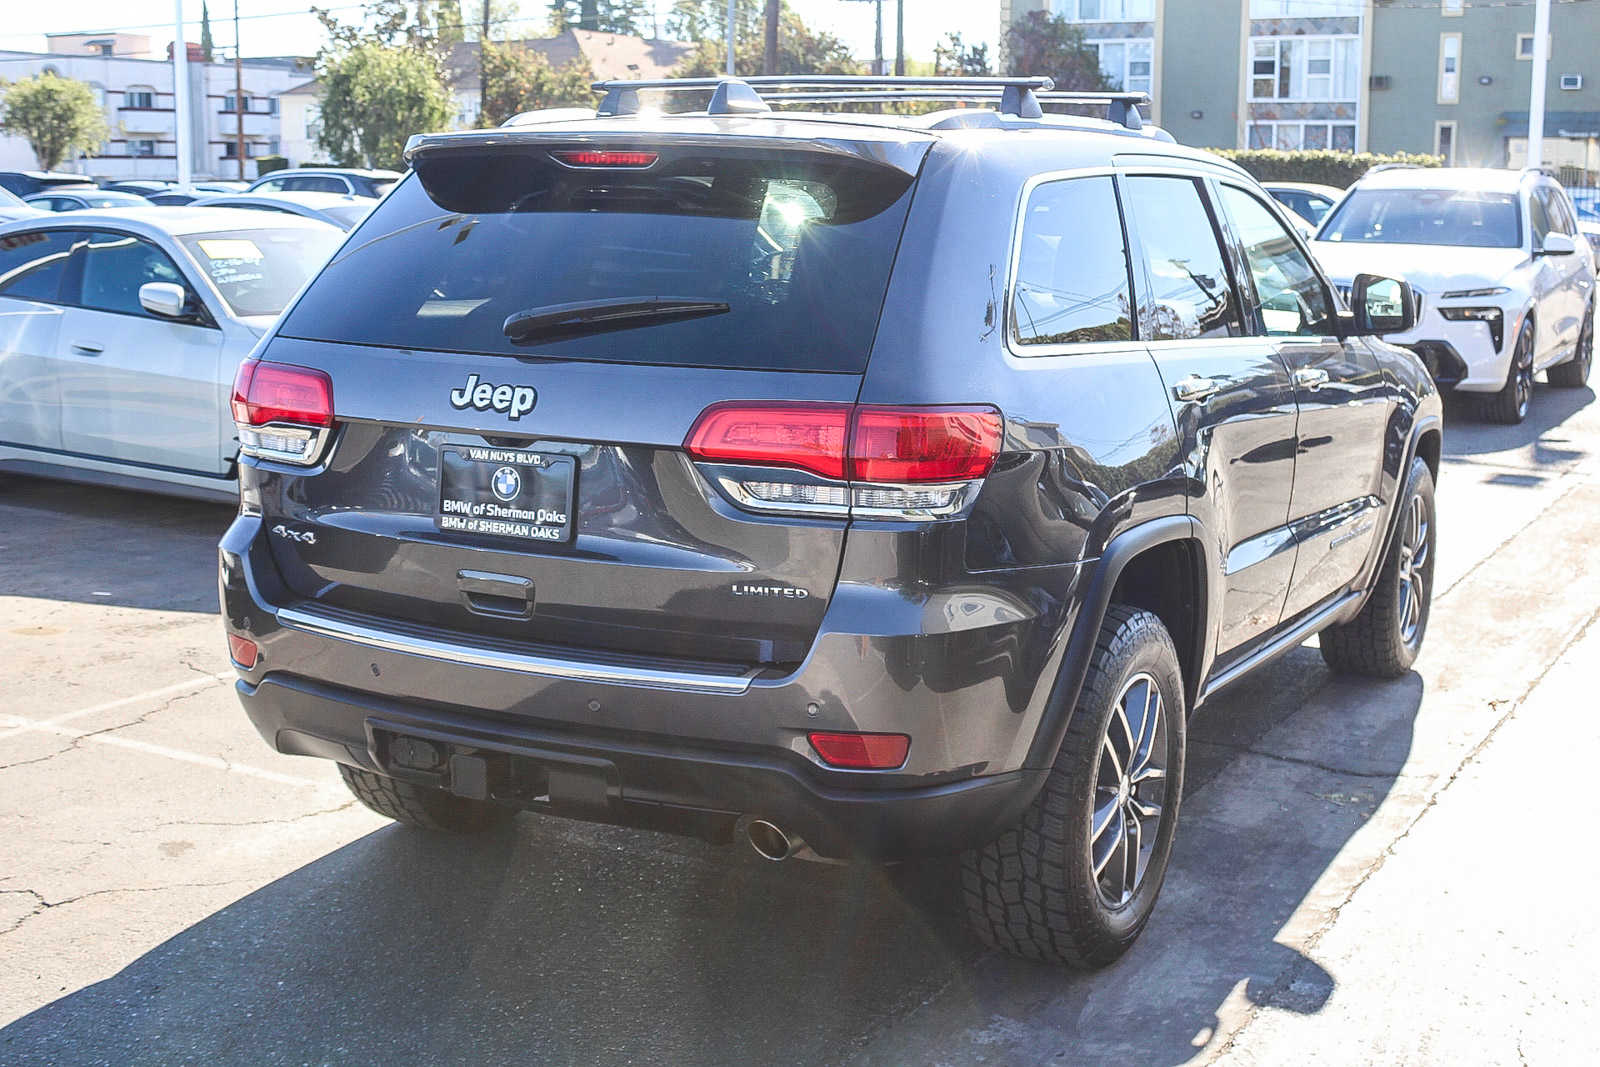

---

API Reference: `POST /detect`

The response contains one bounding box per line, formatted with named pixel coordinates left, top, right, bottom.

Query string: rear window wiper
left=502, top=296, right=730, bottom=344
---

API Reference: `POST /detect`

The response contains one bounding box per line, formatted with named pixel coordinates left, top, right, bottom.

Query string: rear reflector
left=227, top=634, right=259, bottom=669
left=231, top=360, right=333, bottom=428
left=684, top=403, right=1001, bottom=485
left=552, top=149, right=659, bottom=168
left=808, top=731, right=910, bottom=770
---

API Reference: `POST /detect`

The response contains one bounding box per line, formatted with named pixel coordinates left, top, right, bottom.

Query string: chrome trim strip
left=274, top=606, right=758, bottom=694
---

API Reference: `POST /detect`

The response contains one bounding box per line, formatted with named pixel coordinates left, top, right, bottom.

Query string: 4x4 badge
left=449, top=374, right=538, bottom=421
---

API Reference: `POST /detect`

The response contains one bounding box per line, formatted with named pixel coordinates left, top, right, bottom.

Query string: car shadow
left=0, top=478, right=233, bottom=613
left=1440, top=383, right=1593, bottom=464
left=0, top=646, right=1421, bottom=1066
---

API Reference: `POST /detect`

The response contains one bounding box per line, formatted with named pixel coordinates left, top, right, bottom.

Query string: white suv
left=1314, top=167, right=1595, bottom=424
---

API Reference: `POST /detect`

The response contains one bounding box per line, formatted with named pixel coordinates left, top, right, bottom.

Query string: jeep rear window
left=277, top=146, right=918, bottom=372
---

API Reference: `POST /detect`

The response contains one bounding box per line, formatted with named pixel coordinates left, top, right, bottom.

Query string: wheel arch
left=1024, top=516, right=1212, bottom=770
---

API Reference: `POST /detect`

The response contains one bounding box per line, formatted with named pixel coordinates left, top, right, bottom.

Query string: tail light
left=551, top=149, right=659, bottom=168
left=226, top=633, right=259, bottom=669
left=685, top=402, right=1002, bottom=521
left=231, top=359, right=335, bottom=466
left=808, top=731, right=910, bottom=770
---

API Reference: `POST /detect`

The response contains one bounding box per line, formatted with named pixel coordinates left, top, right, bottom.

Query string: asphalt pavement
left=2, top=384, right=1597, bottom=1066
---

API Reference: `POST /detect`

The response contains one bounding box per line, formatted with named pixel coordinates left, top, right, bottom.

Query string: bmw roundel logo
left=491, top=465, right=521, bottom=502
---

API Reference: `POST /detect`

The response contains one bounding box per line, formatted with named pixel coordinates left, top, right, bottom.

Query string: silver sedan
left=190, top=191, right=376, bottom=231
left=0, top=207, right=345, bottom=500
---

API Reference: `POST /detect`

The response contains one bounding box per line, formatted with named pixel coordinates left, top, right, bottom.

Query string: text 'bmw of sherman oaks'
left=219, top=75, right=1442, bottom=967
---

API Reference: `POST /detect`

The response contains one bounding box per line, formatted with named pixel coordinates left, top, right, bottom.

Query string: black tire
left=338, top=763, right=517, bottom=833
left=1482, top=319, right=1535, bottom=424
left=960, top=606, right=1186, bottom=969
left=1319, top=457, right=1436, bottom=678
left=1547, top=303, right=1593, bottom=388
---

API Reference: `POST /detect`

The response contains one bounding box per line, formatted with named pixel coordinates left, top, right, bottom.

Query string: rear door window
left=1011, top=176, right=1134, bottom=347
left=1124, top=176, right=1244, bottom=340
left=0, top=230, right=78, bottom=301
left=1217, top=185, right=1333, bottom=338
left=278, top=145, right=919, bottom=372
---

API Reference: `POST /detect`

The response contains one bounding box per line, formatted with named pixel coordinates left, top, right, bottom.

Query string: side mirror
left=1349, top=273, right=1416, bottom=336
left=139, top=281, right=190, bottom=319
left=1539, top=232, right=1577, bottom=256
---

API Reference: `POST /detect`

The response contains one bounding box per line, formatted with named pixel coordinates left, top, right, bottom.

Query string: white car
left=190, top=190, right=375, bottom=231
left=1314, top=167, right=1595, bottom=424
left=0, top=208, right=344, bottom=500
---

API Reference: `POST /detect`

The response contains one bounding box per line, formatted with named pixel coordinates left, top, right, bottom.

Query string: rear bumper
left=220, top=513, right=1074, bottom=859
left=237, top=672, right=1045, bottom=859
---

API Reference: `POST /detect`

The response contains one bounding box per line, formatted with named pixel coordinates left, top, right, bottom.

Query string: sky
left=0, top=1, right=1000, bottom=68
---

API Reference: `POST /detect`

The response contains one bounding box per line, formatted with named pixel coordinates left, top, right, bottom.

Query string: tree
left=0, top=72, right=109, bottom=171
left=548, top=0, right=648, bottom=33
left=674, top=2, right=858, bottom=77
left=480, top=40, right=593, bottom=125
left=316, top=43, right=453, bottom=169
left=312, top=0, right=460, bottom=66
left=933, top=32, right=990, bottom=77
left=200, top=2, right=216, bottom=62
left=1004, top=11, right=1110, bottom=91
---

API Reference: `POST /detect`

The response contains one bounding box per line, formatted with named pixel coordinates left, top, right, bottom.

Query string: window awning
left=1499, top=111, right=1600, bottom=139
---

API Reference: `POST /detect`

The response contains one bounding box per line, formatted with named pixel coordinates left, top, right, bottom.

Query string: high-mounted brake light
left=231, top=359, right=336, bottom=466
left=684, top=402, right=1003, bottom=521
left=552, top=149, right=659, bottom=168
left=808, top=731, right=910, bottom=770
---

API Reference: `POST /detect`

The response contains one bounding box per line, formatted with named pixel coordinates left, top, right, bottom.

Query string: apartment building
left=1004, top=1, right=1599, bottom=174
left=0, top=33, right=307, bottom=182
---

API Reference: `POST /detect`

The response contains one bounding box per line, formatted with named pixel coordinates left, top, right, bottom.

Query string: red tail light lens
left=552, top=149, right=659, bottom=167
left=231, top=360, right=333, bottom=428
left=685, top=402, right=851, bottom=481
left=851, top=407, right=1003, bottom=483
left=227, top=633, right=259, bottom=669
left=808, top=731, right=910, bottom=770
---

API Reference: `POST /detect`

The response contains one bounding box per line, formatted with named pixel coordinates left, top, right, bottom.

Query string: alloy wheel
left=1091, top=672, right=1167, bottom=908
left=1396, top=491, right=1431, bottom=646
left=1514, top=329, right=1534, bottom=420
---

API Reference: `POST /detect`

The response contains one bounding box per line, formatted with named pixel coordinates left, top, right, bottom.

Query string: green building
left=1000, top=0, right=1600, bottom=179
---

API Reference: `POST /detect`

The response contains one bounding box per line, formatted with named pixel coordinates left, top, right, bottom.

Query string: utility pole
left=173, top=0, right=192, bottom=190
left=764, top=0, right=778, bottom=74
left=1527, top=0, right=1551, bottom=169
left=233, top=0, right=245, bottom=180
left=894, top=0, right=903, bottom=77
left=480, top=0, right=490, bottom=124
left=873, top=0, right=883, bottom=76
left=726, top=0, right=736, bottom=76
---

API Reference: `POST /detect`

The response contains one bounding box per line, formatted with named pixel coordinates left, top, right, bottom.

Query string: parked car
left=195, top=180, right=249, bottom=193
left=25, top=189, right=152, bottom=212
left=246, top=168, right=402, bottom=198
left=191, top=191, right=375, bottom=230
left=219, top=76, right=1441, bottom=970
left=1264, top=181, right=1344, bottom=231
left=146, top=191, right=205, bottom=206
left=0, top=185, right=42, bottom=222
left=0, top=170, right=96, bottom=197
left=1580, top=219, right=1600, bottom=273
left=102, top=180, right=174, bottom=196
left=1314, top=167, right=1594, bottom=424
left=0, top=208, right=345, bottom=500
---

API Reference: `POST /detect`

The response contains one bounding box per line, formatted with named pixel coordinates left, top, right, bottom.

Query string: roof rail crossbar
left=587, top=75, right=1150, bottom=129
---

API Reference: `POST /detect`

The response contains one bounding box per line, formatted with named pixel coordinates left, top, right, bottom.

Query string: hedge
left=254, top=154, right=288, bottom=175
left=1204, top=149, right=1444, bottom=189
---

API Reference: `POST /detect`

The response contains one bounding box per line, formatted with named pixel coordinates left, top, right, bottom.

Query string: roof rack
left=590, top=76, right=1151, bottom=131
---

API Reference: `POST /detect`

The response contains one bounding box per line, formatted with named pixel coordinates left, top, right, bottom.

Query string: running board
left=1198, top=591, right=1364, bottom=705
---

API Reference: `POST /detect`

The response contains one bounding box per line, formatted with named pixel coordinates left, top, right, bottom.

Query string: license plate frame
left=437, top=446, right=577, bottom=545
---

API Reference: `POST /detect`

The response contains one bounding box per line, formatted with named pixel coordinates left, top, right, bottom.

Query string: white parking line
left=0, top=672, right=234, bottom=742
left=0, top=714, right=325, bottom=787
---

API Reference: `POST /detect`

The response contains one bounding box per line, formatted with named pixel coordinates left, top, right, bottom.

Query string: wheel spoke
left=1113, top=694, right=1137, bottom=768
left=1091, top=792, right=1121, bottom=844
left=1100, top=733, right=1123, bottom=782
left=1131, top=765, right=1166, bottom=785
left=1121, top=811, right=1141, bottom=904
left=1093, top=805, right=1125, bottom=878
left=1130, top=795, right=1162, bottom=820
left=1130, top=681, right=1161, bottom=776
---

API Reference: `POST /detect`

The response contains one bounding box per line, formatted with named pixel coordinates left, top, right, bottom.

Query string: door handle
left=70, top=342, right=104, bottom=355
left=1172, top=375, right=1220, bottom=403
left=1293, top=368, right=1330, bottom=390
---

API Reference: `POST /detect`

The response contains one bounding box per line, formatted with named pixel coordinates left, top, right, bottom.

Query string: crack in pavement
left=0, top=689, right=209, bottom=771
left=0, top=881, right=254, bottom=938
left=131, top=799, right=361, bottom=832
left=1205, top=600, right=1600, bottom=1064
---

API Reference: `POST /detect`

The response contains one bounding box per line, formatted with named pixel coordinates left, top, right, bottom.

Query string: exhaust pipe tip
left=745, top=818, right=798, bottom=862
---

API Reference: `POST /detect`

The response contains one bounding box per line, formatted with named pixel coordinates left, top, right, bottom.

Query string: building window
left=1250, top=37, right=1361, bottom=101
left=223, top=94, right=253, bottom=114
left=124, top=86, right=155, bottom=109
left=1250, top=0, right=1362, bottom=15
left=1441, top=0, right=1464, bottom=16
left=1434, top=121, right=1456, bottom=163
left=1439, top=34, right=1461, bottom=103
left=268, top=97, right=279, bottom=116
left=132, top=139, right=157, bottom=158
left=1052, top=0, right=1155, bottom=20
left=1094, top=39, right=1153, bottom=94
left=1249, top=121, right=1357, bottom=153
left=1517, top=34, right=1537, bottom=60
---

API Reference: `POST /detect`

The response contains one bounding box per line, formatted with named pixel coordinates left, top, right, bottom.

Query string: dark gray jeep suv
left=220, top=76, right=1441, bottom=968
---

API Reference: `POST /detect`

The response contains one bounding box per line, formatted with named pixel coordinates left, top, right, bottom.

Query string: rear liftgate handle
left=457, top=569, right=534, bottom=620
